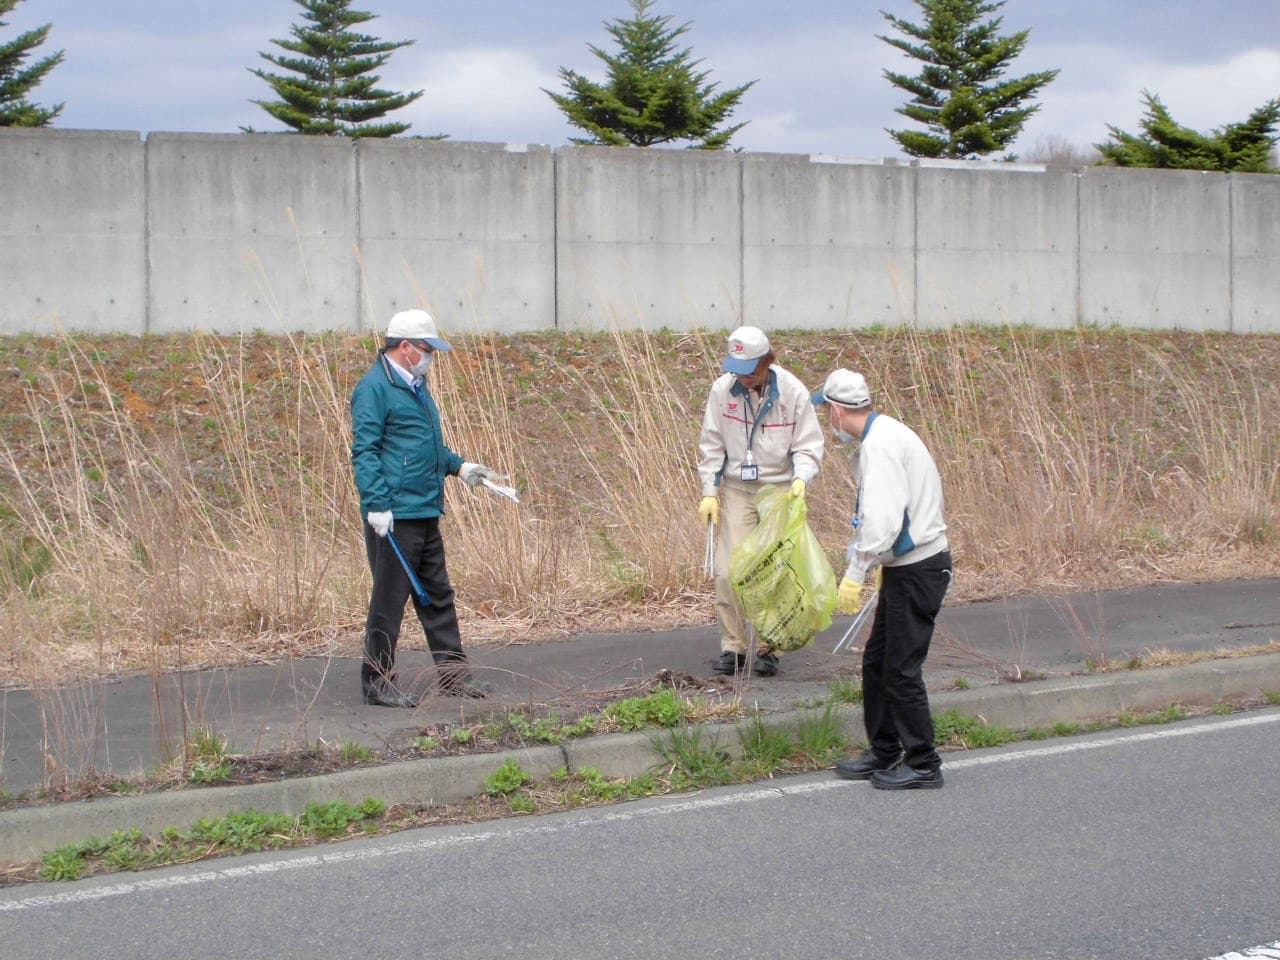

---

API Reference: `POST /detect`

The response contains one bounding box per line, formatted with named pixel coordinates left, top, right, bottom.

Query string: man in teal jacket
left=351, top=309, right=501, bottom=707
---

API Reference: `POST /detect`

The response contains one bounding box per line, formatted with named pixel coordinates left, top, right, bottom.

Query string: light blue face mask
left=829, top=406, right=857, bottom=444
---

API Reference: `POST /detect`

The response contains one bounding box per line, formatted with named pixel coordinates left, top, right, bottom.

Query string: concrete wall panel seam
left=144, top=133, right=151, bottom=335
left=553, top=146, right=560, bottom=331
left=912, top=164, right=919, bottom=328
left=1074, top=170, right=1082, bottom=328
left=356, top=138, right=365, bottom=332
left=1228, top=174, right=1234, bottom=334
left=737, top=153, right=744, bottom=329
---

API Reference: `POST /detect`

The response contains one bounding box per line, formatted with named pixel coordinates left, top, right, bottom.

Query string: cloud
left=396, top=47, right=569, bottom=143
left=1024, top=46, right=1280, bottom=151
left=41, top=24, right=269, bottom=132
left=695, top=24, right=903, bottom=155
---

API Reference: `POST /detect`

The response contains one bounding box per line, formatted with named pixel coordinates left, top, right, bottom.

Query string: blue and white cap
left=386, top=309, right=452, bottom=352
left=722, top=326, right=770, bottom=375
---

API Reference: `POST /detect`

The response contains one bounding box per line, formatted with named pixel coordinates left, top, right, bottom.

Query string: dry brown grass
left=1087, top=641, right=1280, bottom=672
left=0, top=326, right=1277, bottom=689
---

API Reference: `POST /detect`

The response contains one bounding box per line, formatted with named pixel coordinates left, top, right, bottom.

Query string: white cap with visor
left=386, top=309, right=452, bottom=352
left=722, top=326, right=771, bottom=375
left=811, top=369, right=871, bottom=408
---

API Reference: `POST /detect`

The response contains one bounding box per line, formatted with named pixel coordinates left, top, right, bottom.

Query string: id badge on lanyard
left=740, top=394, right=760, bottom=481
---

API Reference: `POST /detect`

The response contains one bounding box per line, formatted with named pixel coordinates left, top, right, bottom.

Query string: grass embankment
left=0, top=326, right=1276, bottom=689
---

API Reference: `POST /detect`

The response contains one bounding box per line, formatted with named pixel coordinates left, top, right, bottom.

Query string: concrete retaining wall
left=916, top=164, right=1078, bottom=329
left=357, top=139, right=556, bottom=333
left=2, top=129, right=1278, bottom=336
left=556, top=146, right=741, bottom=331
left=742, top=155, right=915, bottom=329
left=147, top=133, right=358, bottom=334
left=1230, top=173, right=1280, bottom=334
left=1079, top=168, right=1232, bottom=330
left=0, top=129, right=145, bottom=334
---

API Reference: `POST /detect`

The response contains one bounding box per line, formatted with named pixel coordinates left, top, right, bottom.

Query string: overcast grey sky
left=8, top=0, right=1280, bottom=157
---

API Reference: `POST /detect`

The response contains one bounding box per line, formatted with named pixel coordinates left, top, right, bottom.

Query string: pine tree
left=1097, top=91, right=1280, bottom=173
left=546, top=0, right=754, bottom=150
left=880, top=0, right=1058, bottom=159
left=0, top=0, right=63, bottom=127
left=246, top=0, right=427, bottom=138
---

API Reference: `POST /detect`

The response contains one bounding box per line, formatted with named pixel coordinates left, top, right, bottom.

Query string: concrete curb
left=4, top=653, right=1279, bottom=867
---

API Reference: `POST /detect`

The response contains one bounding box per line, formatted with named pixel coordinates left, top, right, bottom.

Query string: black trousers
left=363, top=516, right=468, bottom=694
left=862, top=549, right=952, bottom=770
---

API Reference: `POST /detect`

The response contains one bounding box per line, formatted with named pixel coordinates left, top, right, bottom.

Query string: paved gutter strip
left=3, top=653, right=1279, bottom=868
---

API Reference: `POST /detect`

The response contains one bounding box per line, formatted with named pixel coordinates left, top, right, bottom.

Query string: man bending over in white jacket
left=812, top=369, right=953, bottom=790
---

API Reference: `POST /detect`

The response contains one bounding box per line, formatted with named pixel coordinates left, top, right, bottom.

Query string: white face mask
left=829, top=406, right=856, bottom=445
left=410, top=350, right=433, bottom=378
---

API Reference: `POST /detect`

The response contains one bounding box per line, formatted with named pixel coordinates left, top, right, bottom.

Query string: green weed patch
left=38, top=798, right=386, bottom=881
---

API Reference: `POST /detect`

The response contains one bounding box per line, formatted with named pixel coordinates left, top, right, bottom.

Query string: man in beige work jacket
left=697, top=327, right=825, bottom=677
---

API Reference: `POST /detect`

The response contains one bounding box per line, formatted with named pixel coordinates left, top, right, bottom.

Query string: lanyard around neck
left=741, top=381, right=774, bottom=457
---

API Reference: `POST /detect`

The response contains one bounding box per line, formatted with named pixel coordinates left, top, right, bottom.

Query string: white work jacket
left=697, top=365, right=824, bottom=497
left=845, top=411, right=948, bottom=581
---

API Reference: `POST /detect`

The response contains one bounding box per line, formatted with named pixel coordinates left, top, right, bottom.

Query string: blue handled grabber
left=387, top=531, right=432, bottom=606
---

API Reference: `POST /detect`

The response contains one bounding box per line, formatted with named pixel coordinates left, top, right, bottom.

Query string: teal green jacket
left=350, top=353, right=465, bottom=519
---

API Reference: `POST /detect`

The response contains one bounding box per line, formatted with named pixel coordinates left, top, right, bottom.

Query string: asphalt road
left=3, top=710, right=1278, bottom=959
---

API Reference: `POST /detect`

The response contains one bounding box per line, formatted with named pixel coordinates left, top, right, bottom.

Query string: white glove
left=367, top=510, right=393, bottom=537
left=460, top=462, right=508, bottom=489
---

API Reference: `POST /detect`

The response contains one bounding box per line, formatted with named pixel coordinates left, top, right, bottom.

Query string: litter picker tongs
left=832, top=589, right=877, bottom=654
left=480, top=477, right=521, bottom=504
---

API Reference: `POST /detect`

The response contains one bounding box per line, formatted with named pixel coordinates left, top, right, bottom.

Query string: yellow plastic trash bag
left=729, top=485, right=837, bottom=652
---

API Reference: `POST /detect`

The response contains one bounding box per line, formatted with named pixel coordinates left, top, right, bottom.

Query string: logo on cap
left=734, top=344, right=743, bottom=352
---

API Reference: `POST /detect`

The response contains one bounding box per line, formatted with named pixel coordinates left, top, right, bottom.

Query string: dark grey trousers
left=362, top=516, right=468, bottom=694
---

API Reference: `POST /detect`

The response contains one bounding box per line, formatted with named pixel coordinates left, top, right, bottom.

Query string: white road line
left=944, top=712, right=1280, bottom=770
left=1204, top=939, right=1280, bottom=959
left=2, top=711, right=1278, bottom=913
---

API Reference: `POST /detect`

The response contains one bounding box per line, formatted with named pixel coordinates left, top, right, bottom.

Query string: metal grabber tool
left=480, top=477, right=520, bottom=504
left=832, top=589, right=877, bottom=655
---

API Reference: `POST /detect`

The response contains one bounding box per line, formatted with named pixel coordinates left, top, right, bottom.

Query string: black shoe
left=363, top=681, right=418, bottom=709
left=834, top=750, right=904, bottom=780
left=870, top=764, right=944, bottom=790
left=753, top=651, right=780, bottom=677
left=440, top=677, right=492, bottom=699
left=713, top=651, right=747, bottom=675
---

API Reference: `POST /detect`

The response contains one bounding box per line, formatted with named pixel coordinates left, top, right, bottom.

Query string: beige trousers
left=714, top=478, right=787, bottom=655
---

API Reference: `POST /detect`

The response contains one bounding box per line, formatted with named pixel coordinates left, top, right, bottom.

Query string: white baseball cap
left=811, top=369, right=871, bottom=408
left=386, top=309, right=452, bottom=352
left=722, top=326, right=771, bottom=375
